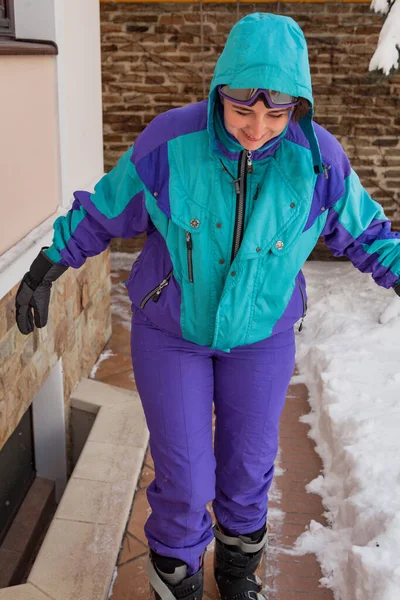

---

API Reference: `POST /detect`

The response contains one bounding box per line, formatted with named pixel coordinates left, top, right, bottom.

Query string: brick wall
left=0, top=253, right=112, bottom=458
left=101, top=2, right=400, bottom=259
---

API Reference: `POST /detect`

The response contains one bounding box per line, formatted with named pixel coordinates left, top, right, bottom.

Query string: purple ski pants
left=130, top=308, right=296, bottom=575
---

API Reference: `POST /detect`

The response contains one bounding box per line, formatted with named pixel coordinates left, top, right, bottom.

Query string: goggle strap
left=299, top=117, right=324, bottom=176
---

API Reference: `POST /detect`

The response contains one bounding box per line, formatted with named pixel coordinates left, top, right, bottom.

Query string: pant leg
left=212, top=328, right=296, bottom=536
left=130, top=309, right=215, bottom=575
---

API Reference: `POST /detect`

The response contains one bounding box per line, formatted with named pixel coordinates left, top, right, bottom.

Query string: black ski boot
left=147, top=550, right=204, bottom=600
left=213, top=523, right=268, bottom=600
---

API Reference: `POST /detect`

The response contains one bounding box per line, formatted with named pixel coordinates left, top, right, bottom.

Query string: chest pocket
left=167, top=195, right=209, bottom=284
left=238, top=159, right=314, bottom=261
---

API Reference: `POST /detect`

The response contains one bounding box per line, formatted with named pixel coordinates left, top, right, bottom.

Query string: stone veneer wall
left=101, top=1, right=400, bottom=259
left=0, top=252, right=111, bottom=459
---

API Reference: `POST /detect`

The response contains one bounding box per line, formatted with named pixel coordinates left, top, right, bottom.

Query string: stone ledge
left=0, top=378, right=149, bottom=600
left=0, top=40, right=58, bottom=56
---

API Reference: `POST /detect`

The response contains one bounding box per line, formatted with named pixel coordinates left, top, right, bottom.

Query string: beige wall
left=0, top=55, right=60, bottom=256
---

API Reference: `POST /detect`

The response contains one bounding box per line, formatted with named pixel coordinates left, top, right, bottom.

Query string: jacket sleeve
left=322, top=167, right=400, bottom=290
left=44, top=147, right=150, bottom=268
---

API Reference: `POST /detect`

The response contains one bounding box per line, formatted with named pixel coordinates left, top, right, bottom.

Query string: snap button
left=231, top=271, right=236, bottom=277
left=275, top=241, right=284, bottom=250
left=256, top=247, right=261, bottom=253
left=290, top=202, right=296, bottom=208
left=190, top=219, right=200, bottom=228
left=219, top=259, right=225, bottom=264
left=321, top=207, right=325, bottom=211
left=153, top=192, right=158, bottom=197
left=216, top=223, right=222, bottom=229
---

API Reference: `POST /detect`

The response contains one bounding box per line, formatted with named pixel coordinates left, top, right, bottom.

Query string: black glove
left=15, top=248, right=68, bottom=335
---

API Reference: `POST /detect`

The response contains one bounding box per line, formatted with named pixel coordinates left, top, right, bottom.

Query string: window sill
left=0, top=39, right=58, bottom=56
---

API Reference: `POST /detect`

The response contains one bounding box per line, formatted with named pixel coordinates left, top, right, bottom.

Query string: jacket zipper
left=185, top=231, right=194, bottom=283
left=230, top=150, right=248, bottom=264
left=298, top=281, right=308, bottom=332
left=140, top=269, right=173, bottom=309
left=246, top=150, right=253, bottom=173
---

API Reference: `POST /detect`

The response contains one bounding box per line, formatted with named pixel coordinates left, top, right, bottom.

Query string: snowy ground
left=291, top=261, right=400, bottom=600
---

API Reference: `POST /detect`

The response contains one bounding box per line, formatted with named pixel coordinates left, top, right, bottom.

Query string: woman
left=15, top=13, right=400, bottom=600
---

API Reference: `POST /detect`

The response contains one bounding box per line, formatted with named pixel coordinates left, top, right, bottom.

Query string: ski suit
left=44, top=13, right=400, bottom=574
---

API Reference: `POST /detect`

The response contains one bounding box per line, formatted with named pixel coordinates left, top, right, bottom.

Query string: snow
left=107, top=567, right=118, bottom=599
left=110, top=250, right=139, bottom=273
left=287, top=261, right=400, bottom=600
left=370, top=0, right=400, bottom=74
left=89, top=349, right=115, bottom=378
left=264, top=453, right=286, bottom=597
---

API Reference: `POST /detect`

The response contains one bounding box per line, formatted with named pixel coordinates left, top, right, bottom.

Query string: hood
left=208, top=13, right=324, bottom=174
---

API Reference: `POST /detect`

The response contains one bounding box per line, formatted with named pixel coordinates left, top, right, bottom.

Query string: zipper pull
left=247, top=151, right=253, bottom=173
left=231, top=178, right=241, bottom=196
left=152, top=276, right=170, bottom=303
left=298, top=317, right=304, bottom=332
left=185, top=231, right=193, bottom=250
left=323, top=164, right=331, bottom=179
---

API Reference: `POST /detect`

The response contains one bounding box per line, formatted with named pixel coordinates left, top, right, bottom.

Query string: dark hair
left=249, top=95, right=311, bottom=122
left=292, top=98, right=312, bottom=123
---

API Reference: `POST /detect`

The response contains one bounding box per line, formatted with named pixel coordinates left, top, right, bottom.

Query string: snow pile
left=291, top=261, right=400, bottom=600
left=370, top=0, right=400, bottom=74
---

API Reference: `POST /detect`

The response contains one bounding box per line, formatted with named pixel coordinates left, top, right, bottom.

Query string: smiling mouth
left=243, top=131, right=263, bottom=142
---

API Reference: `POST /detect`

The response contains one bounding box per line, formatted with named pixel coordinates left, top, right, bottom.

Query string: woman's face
left=222, top=97, right=290, bottom=151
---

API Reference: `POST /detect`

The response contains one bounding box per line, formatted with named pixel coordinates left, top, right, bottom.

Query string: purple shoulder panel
left=286, top=121, right=350, bottom=174
left=132, top=101, right=208, bottom=164
left=134, top=142, right=171, bottom=219
left=312, top=122, right=351, bottom=175
left=303, top=165, right=346, bottom=232
left=285, top=121, right=351, bottom=233
left=131, top=101, right=208, bottom=219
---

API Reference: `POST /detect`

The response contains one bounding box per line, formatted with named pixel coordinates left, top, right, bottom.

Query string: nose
left=248, top=117, right=265, bottom=139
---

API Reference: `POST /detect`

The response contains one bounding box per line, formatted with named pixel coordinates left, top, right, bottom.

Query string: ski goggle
left=218, top=85, right=299, bottom=109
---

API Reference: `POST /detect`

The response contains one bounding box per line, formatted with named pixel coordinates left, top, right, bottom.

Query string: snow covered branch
left=369, top=0, right=400, bottom=74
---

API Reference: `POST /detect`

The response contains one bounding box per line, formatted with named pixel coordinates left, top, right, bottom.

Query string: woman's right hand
left=15, top=249, right=68, bottom=335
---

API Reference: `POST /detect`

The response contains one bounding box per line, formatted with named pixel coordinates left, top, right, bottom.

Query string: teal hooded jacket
left=45, top=13, right=400, bottom=351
